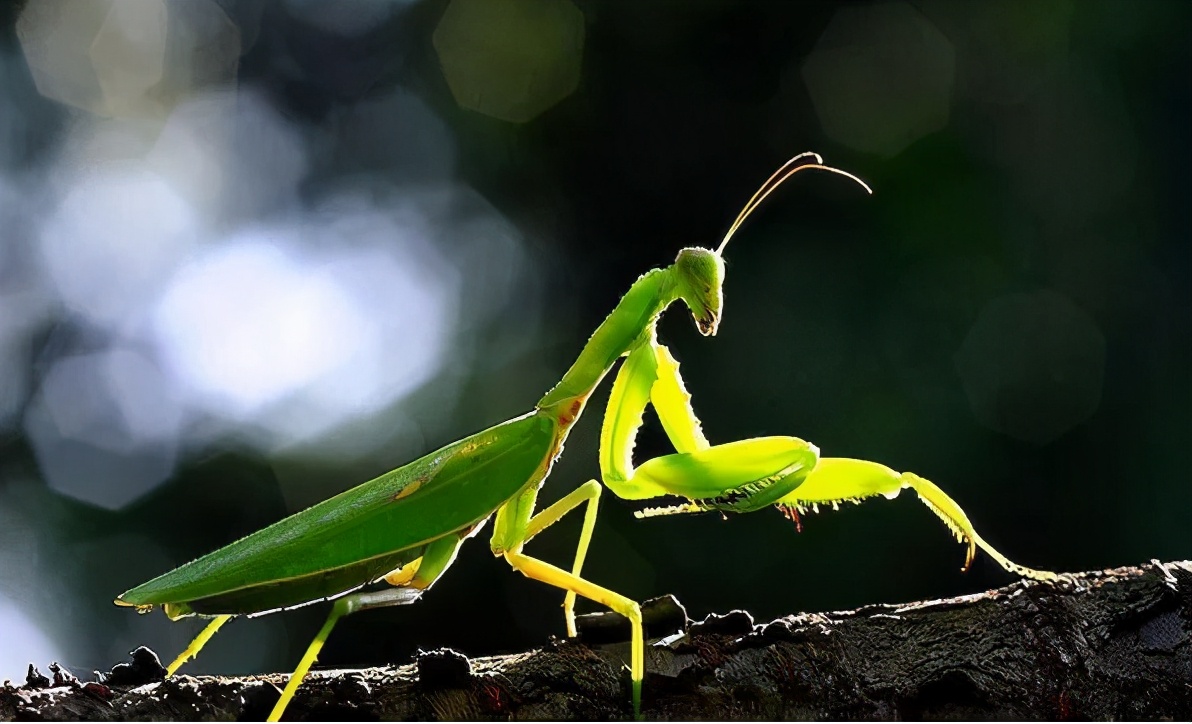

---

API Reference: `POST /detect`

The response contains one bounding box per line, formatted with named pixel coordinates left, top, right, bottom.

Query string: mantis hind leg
left=166, top=614, right=232, bottom=676
left=267, top=532, right=467, bottom=722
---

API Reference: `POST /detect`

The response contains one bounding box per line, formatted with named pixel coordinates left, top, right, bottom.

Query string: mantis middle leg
left=521, top=479, right=602, bottom=637
left=504, top=551, right=644, bottom=708
left=773, top=457, right=1061, bottom=581
left=493, top=478, right=644, bottom=718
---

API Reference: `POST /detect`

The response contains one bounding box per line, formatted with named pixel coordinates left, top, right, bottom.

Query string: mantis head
left=674, top=153, right=871, bottom=337
left=675, top=247, right=725, bottom=336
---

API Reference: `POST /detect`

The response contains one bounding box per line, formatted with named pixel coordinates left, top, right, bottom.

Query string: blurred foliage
left=0, top=0, right=1188, bottom=682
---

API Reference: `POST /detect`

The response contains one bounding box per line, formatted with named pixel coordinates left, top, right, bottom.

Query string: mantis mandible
left=116, top=153, right=1059, bottom=721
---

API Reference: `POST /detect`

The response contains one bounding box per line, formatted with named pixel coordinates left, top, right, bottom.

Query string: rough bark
left=3, top=561, right=1190, bottom=721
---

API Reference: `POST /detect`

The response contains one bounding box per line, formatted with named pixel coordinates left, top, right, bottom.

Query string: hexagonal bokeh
left=90, top=0, right=168, bottom=117
left=23, top=348, right=183, bottom=511
left=16, top=0, right=239, bottom=119
left=38, top=167, right=198, bottom=327
left=954, top=290, right=1105, bottom=445
left=801, top=1, right=955, bottom=157
left=916, top=0, right=1074, bottom=105
left=433, top=0, right=584, bottom=123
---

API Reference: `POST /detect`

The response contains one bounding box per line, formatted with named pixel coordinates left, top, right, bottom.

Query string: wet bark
left=3, top=561, right=1190, bottom=721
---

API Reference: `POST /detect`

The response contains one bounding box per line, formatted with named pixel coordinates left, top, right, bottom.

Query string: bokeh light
left=145, top=90, right=308, bottom=224
left=433, top=0, right=584, bottom=123
left=801, top=1, right=955, bottom=157
left=954, top=290, right=1106, bottom=445
left=24, top=346, right=182, bottom=511
left=37, top=166, right=198, bottom=328
left=0, top=595, right=61, bottom=684
left=283, top=0, right=416, bottom=39
left=917, top=0, right=1074, bottom=105
left=16, top=0, right=239, bottom=120
left=156, top=242, right=377, bottom=417
left=151, top=218, right=456, bottom=446
left=0, top=180, right=55, bottom=433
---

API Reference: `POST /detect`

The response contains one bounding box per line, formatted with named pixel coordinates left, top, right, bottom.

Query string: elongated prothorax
left=537, top=248, right=725, bottom=415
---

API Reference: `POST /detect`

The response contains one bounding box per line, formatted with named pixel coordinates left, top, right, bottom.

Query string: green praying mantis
left=116, top=153, right=1059, bottom=721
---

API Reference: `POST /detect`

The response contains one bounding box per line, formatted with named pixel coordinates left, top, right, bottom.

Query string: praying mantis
left=115, top=153, right=1059, bottom=721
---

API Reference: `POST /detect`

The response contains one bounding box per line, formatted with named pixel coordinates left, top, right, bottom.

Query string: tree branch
left=4, top=561, right=1190, bottom=720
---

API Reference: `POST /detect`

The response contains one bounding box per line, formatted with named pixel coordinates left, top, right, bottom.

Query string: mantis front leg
left=600, top=333, right=708, bottom=500
left=601, top=330, right=1058, bottom=580
left=600, top=330, right=818, bottom=511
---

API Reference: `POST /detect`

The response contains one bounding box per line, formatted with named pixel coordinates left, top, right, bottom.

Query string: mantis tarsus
left=116, top=153, right=1059, bottom=721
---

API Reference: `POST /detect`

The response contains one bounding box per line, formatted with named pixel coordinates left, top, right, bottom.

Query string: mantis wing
left=117, top=411, right=558, bottom=615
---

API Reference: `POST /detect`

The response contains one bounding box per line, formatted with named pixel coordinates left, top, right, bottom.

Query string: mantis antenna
left=717, top=152, right=874, bottom=255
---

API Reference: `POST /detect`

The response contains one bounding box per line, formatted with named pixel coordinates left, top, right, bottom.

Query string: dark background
left=0, top=0, right=1188, bottom=681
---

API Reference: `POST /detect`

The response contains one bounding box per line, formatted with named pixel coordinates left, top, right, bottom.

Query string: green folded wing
left=118, top=411, right=556, bottom=612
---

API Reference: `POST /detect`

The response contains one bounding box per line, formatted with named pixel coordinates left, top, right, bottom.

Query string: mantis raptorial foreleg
left=597, top=330, right=1057, bottom=582
left=599, top=331, right=817, bottom=512
left=647, top=344, right=711, bottom=455
left=599, top=333, right=715, bottom=499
